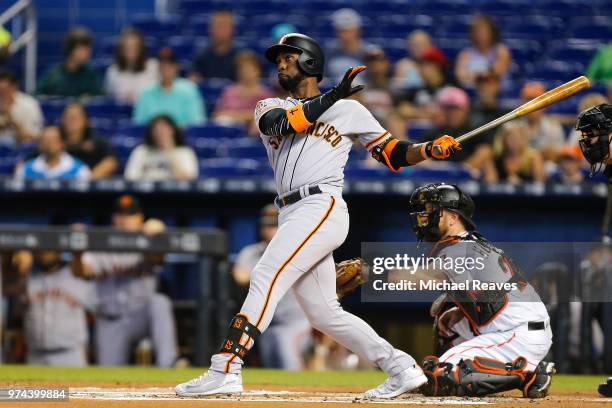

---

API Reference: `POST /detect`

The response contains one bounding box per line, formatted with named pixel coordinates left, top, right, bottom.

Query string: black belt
left=528, top=321, right=545, bottom=331
left=275, top=186, right=322, bottom=208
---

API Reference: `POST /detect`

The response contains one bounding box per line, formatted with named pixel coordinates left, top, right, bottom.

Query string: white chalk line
left=68, top=388, right=490, bottom=404
left=67, top=388, right=612, bottom=405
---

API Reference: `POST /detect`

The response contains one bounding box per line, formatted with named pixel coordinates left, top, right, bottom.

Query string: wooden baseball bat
left=455, top=76, right=590, bottom=145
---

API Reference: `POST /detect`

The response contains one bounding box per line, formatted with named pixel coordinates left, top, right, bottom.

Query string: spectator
left=549, top=145, right=585, bottom=184
left=455, top=15, right=512, bottom=88
left=36, top=28, right=103, bottom=97
left=104, top=28, right=159, bottom=104
left=125, top=115, right=198, bottom=181
left=134, top=48, right=205, bottom=127
left=587, top=45, right=612, bottom=84
left=422, top=87, right=476, bottom=161
left=71, top=195, right=178, bottom=367
left=396, top=47, right=452, bottom=120
left=392, top=30, right=432, bottom=91
left=488, top=122, right=546, bottom=184
left=213, top=50, right=274, bottom=133
left=520, top=82, right=566, bottom=162
left=0, top=25, right=10, bottom=68
left=190, top=10, right=240, bottom=81
left=471, top=73, right=507, bottom=143
left=23, top=250, right=96, bottom=366
left=358, top=46, right=394, bottom=123
left=233, top=205, right=312, bottom=370
left=0, top=69, right=43, bottom=144
left=60, top=102, right=118, bottom=179
left=326, top=8, right=371, bottom=81
left=15, top=126, right=91, bottom=180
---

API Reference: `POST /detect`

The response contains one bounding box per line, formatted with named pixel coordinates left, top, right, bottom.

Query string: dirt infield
left=3, top=383, right=610, bottom=408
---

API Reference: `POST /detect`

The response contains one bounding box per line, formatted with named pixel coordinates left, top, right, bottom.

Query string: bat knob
left=433, top=145, right=443, bottom=156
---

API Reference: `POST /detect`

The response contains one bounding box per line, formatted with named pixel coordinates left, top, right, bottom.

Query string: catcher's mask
left=409, top=183, right=476, bottom=242
left=576, top=103, right=612, bottom=175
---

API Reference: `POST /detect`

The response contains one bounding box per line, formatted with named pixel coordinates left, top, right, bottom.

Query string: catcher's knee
left=420, top=356, right=531, bottom=397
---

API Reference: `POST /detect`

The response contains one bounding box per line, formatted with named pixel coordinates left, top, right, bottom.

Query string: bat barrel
left=456, top=111, right=518, bottom=144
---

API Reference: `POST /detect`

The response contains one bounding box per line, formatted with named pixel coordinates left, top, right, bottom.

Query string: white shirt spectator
left=0, top=91, right=43, bottom=144
left=124, top=144, right=198, bottom=181
left=104, top=59, right=159, bottom=104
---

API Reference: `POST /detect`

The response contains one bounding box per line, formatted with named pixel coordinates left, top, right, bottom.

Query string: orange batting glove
left=421, top=135, right=462, bottom=160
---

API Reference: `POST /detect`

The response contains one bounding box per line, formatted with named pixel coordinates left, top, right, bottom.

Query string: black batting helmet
left=409, top=183, right=477, bottom=241
left=265, top=33, right=325, bottom=82
left=575, top=103, right=612, bottom=170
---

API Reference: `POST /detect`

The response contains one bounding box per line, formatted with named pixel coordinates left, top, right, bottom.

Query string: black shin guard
left=218, top=314, right=261, bottom=360
left=421, top=356, right=531, bottom=397
left=457, top=356, right=528, bottom=396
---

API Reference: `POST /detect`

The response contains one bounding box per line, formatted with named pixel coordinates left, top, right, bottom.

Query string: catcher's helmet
left=409, top=183, right=476, bottom=241
left=575, top=103, right=612, bottom=169
left=265, top=33, right=325, bottom=82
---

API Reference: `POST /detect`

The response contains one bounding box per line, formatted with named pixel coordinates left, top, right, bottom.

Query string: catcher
left=336, top=183, right=555, bottom=398
left=576, top=103, right=612, bottom=178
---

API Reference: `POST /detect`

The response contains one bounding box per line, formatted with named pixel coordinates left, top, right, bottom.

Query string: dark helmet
left=409, top=183, right=476, bottom=241
left=575, top=103, right=612, bottom=171
left=265, top=33, right=325, bottom=82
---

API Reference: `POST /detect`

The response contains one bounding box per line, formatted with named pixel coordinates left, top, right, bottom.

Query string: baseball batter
left=403, top=183, right=554, bottom=398
left=176, top=33, right=461, bottom=399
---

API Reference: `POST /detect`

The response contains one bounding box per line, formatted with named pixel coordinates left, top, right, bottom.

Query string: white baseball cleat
left=175, top=370, right=243, bottom=397
left=364, top=365, right=428, bottom=399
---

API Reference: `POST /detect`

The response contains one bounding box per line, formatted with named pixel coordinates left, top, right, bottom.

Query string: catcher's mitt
left=335, top=258, right=367, bottom=298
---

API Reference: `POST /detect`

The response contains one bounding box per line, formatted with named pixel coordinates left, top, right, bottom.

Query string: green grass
left=0, top=365, right=605, bottom=391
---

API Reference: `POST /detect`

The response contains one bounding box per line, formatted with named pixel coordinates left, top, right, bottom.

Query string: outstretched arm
left=257, top=66, right=367, bottom=137
left=371, top=135, right=462, bottom=172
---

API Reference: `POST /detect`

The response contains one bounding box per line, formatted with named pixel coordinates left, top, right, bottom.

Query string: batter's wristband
left=286, top=104, right=312, bottom=133
left=421, top=141, right=434, bottom=159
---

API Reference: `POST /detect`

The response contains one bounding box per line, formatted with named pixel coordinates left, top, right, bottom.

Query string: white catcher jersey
left=255, top=97, right=390, bottom=195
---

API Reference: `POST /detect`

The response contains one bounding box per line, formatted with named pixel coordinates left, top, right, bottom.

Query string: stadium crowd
left=0, top=8, right=610, bottom=185
left=0, top=5, right=610, bottom=369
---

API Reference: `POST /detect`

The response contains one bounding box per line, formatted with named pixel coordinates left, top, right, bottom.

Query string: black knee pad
left=218, top=314, right=261, bottom=360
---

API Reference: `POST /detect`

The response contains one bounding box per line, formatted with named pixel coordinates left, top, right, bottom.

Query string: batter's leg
left=293, top=254, right=418, bottom=377
left=149, top=293, right=179, bottom=367
left=176, top=194, right=348, bottom=397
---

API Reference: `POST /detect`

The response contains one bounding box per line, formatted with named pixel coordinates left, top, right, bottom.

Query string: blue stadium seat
left=40, top=99, right=67, bottom=125
left=569, top=18, right=612, bottom=40
left=223, top=140, right=268, bottom=159
left=131, top=14, right=181, bottom=40
left=404, top=164, right=473, bottom=181
left=198, top=158, right=262, bottom=176
left=85, top=98, right=133, bottom=120
left=89, top=117, right=115, bottom=135
left=186, top=124, right=247, bottom=141
left=548, top=41, right=600, bottom=66
left=344, top=163, right=395, bottom=179
left=166, top=36, right=197, bottom=60
left=527, top=61, right=584, bottom=83
left=116, top=122, right=147, bottom=139
left=406, top=122, right=434, bottom=142
left=505, top=39, right=543, bottom=65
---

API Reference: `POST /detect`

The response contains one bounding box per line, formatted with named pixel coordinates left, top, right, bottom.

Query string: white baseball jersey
left=26, top=266, right=96, bottom=350
left=82, top=252, right=157, bottom=317
left=255, top=97, right=390, bottom=195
